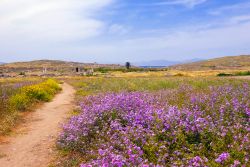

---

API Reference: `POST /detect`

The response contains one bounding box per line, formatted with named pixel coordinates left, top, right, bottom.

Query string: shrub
left=174, top=73, right=185, bottom=77
left=19, top=72, right=25, bottom=76
left=21, top=79, right=61, bottom=102
left=22, top=85, right=52, bottom=101
left=218, top=71, right=250, bottom=77
left=7, top=79, right=60, bottom=111
left=9, top=94, right=30, bottom=111
left=0, top=78, right=61, bottom=134
left=217, top=73, right=233, bottom=77
left=235, top=71, right=250, bottom=76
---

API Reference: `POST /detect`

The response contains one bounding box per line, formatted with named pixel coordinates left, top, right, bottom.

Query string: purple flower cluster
left=0, top=80, right=39, bottom=101
left=188, top=156, right=208, bottom=167
left=215, top=152, right=230, bottom=163
left=58, top=84, right=250, bottom=166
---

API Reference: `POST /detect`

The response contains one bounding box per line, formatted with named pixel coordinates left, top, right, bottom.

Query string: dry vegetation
left=0, top=60, right=122, bottom=76
left=170, top=55, right=250, bottom=71
left=1, top=55, right=250, bottom=78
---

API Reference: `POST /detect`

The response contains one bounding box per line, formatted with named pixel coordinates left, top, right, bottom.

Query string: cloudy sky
left=0, top=0, right=250, bottom=63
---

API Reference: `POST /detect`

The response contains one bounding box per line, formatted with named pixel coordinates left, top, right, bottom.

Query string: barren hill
left=0, top=60, right=121, bottom=68
left=170, top=55, right=250, bottom=71
left=0, top=60, right=122, bottom=75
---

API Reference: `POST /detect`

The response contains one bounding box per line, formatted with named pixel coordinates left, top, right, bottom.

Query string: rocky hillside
left=0, top=60, right=122, bottom=75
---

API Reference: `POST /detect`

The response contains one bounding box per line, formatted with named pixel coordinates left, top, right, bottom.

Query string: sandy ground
left=0, top=83, right=75, bottom=167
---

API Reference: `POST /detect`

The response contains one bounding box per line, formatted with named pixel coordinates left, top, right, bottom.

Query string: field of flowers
left=0, top=78, right=61, bottom=134
left=58, top=77, right=250, bottom=167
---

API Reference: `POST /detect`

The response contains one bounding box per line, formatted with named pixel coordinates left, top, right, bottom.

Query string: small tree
left=19, top=72, right=25, bottom=76
left=125, top=62, right=131, bottom=70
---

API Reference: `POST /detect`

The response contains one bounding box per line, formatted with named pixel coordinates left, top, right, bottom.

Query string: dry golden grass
left=106, top=69, right=250, bottom=78
left=0, top=77, right=42, bottom=84
left=171, top=55, right=250, bottom=71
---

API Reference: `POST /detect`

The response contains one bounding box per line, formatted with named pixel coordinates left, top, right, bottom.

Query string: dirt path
left=0, top=83, right=75, bottom=167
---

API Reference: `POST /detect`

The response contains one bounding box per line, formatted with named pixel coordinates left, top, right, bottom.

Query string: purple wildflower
left=215, top=152, right=230, bottom=163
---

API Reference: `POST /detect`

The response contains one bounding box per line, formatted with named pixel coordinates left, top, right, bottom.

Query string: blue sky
left=0, top=0, right=250, bottom=63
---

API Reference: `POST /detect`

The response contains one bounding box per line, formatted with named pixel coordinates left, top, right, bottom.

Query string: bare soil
left=0, top=83, right=75, bottom=167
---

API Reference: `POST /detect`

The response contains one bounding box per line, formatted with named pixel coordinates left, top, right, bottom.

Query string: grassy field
left=55, top=76, right=250, bottom=167
left=66, top=76, right=248, bottom=96
left=93, top=69, right=250, bottom=78
left=0, top=78, right=61, bottom=134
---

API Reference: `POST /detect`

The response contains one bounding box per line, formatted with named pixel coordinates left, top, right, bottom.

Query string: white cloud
left=108, top=24, right=130, bottom=35
left=0, top=0, right=113, bottom=42
left=66, top=18, right=250, bottom=62
left=208, top=2, right=250, bottom=15
left=229, top=15, right=250, bottom=24
left=2, top=18, right=250, bottom=63
left=154, top=0, right=207, bottom=8
left=0, top=0, right=249, bottom=63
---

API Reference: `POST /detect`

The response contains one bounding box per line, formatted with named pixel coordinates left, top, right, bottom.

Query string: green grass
left=217, top=71, right=250, bottom=77
left=66, top=76, right=250, bottom=110
left=66, top=76, right=249, bottom=98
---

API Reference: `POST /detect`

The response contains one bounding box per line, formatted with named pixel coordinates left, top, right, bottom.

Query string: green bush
left=217, top=73, right=233, bottom=77
left=217, top=71, right=250, bottom=77
left=235, top=71, right=250, bottom=76
left=174, top=73, right=185, bottom=77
